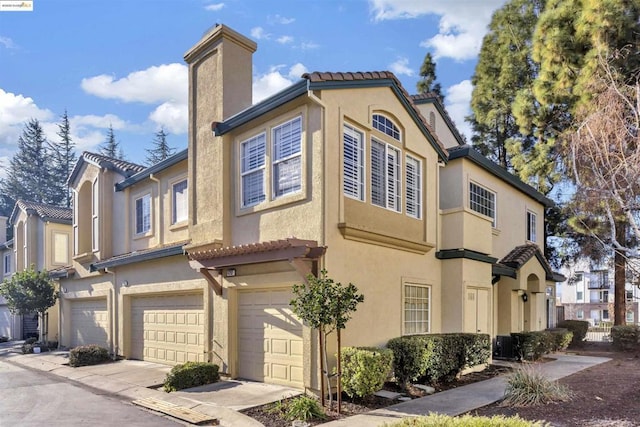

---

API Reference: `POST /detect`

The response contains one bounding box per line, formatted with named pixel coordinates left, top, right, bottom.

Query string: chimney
left=0, top=216, right=6, bottom=244
left=184, top=25, right=257, bottom=246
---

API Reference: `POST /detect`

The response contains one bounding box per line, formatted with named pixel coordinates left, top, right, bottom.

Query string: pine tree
left=416, top=52, right=443, bottom=99
left=100, top=124, right=125, bottom=159
left=49, top=109, right=76, bottom=207
left=1, top=119, right=53, bottom=205
left=145, top=128, right=175, bottom=166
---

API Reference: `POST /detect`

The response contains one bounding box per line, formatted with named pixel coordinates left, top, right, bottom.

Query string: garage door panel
left=238, top=289, right=303, bottom=388
left=131, top=294, right=205, bottom=366
left=70, top=299, right=109, bottom=349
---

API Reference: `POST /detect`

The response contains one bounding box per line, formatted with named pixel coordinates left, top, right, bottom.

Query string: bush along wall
left=69, top=345, right=111, bottom=367
left=340, top=347, right=393, bottom=398
left=556, top=320, right=589, bottom=346
left=387, top=333, right=490, bottom=387
left=611, top=325, right=640, bottom=351
left=163, top=362, right=220, bottom=392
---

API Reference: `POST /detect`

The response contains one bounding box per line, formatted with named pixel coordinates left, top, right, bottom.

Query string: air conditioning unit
left=493, top=335, right=515, bottom=359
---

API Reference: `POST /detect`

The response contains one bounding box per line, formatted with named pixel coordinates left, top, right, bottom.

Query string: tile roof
left=499, top=243, right=565, bottom=282
left=188, top=238, right=324, bottom=262
left=11, top=200, right=72, bottom=224
left=410, top=93, right=466, bottom=146
left=67, top=151, right=145, bottom=186
left=115, top=149, right=188, bottom=192
left=303, top=71, right=448, bottom=158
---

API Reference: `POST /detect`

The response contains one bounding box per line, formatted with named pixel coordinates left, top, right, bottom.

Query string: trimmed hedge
left=69, top=345, right=111, bottom=367
left=611, top=325, right=640, bottom=351
left=340, top=347, right=393, bottom=398
left=511, top=332, right=554, bottom=361
left=556, top=320, right=589, bottom=345
left=387, top=333, right=490, bottom=386
left=384, top=413, right=547, bottom=426
left=546, top=329, right=573, bottom=352
left=163, top=361, right=220, bottom=392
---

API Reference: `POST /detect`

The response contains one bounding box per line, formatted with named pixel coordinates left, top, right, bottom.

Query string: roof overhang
left=91, top=243, right=186, bottom=272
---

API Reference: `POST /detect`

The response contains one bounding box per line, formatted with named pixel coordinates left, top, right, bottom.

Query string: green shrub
left=557, top=320, right=589, bottom=345
left=384, top=413, right=549, bottom=426
left=163, top=361, right=219, bottom=392
left=69, top=345, right=111, bottom=367
left=502, top=365, right=572, bottom=407
left=281, top=395, right=325, bottom=421
left=511, top=332, right=554, bottom=361
left=611, top=325, right=640, bottom=351
left=24, top=337, right=38, bottom=345
left=21, top=341, right=50, bottom=354
left=386, top=336, right=431, bottom=387
left=340, top=347, right=393, bottom=398
left=546, top=328, right=573, bottom=351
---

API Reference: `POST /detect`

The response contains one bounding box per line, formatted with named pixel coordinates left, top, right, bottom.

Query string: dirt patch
left=469, top=342, right=640, bottom=427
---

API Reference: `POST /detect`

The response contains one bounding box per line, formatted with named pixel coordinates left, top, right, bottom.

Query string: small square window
left=469, top=182, right=496, bottom=227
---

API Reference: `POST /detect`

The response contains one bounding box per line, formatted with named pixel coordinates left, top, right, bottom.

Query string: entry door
left=465, top=287, right=490, bottom=333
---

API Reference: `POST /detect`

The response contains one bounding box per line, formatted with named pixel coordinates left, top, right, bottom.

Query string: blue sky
left=0, top=0, right=505, bottom=178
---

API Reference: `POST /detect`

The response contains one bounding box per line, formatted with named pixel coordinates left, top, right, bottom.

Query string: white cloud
left=444, top=79, right=473, bottom=141
left=269, top=14, right=295, bottom=25
left=253, top=63, right=308, bottom=103
left=81, top=63, right=187, bottom=104
left=369, top=0, right=506, bottom=61
left=0, top=36, right=16, bottom=49
left=389, top=57, right=414, bottom=76
left=149, top=101, right=188, bottom=134
left=204, top=3, right=224, bottom=11
left=250, top=27, right=270, bottom=40
left=277, top=35, right=294, bottom=44
left=0, top=89, right=53, bottom=151
left=300, top=41, right=319, bottom=50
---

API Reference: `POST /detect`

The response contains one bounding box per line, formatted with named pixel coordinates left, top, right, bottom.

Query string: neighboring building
left=0, top=216, right=20, bottom=339
left=557, top=260, right=639, bottom=325
left=4, top=201, right=72, bottom=340
left=54, top=24, right=563, bottom=392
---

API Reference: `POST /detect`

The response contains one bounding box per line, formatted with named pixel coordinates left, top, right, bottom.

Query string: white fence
left=585, top=326, right=612, bottom=342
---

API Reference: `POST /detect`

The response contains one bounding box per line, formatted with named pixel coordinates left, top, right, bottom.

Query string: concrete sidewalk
left=0, top=342, right=300, bottom=426
left=321, top=353, right=611, bottom=426
left=0, top=341, right=611, bottom=427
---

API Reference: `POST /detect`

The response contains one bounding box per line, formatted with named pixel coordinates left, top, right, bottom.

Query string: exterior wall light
left=521, top=292, right=528, bottom=302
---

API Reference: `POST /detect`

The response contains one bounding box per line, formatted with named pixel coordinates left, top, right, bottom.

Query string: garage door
left=70, top=299, right=109, bottom=348
left=131, top=294, right=205, bottom=365
left=238, top=289, right=303, bottom=388
left=0, top=306, right=12, bottom=338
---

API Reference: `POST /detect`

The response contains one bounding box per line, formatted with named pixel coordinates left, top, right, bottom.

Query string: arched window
left=372, top=114, right=400, bottom=141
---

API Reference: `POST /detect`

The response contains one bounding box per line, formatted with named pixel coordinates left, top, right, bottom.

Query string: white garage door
left=131, top=294, right=205, bottom=365
left=238, top=288, right=303, bottom=388
left=70, top=299, right=109, bottom=349
left=0, top=306, right=13, bottom=338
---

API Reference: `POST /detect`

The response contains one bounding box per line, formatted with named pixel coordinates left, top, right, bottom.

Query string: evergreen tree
left=49, top=109, right=76, bottom=207
left=145, top=128, right=175, bottom=166
left=100, top=124, right=125, bottom=159
left=416, top=52, right=443, bottom=99
left=1, top=119, right=53, bottom=205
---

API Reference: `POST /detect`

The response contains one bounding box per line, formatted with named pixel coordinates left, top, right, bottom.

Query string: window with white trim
left=343, top=124, right=365, bottom=201
left=577, top=309, right=584, bottom=319
left=404, top=284, right=430, bottom=334
left=602, top=309, right=610, bottom=320
left=371, top=140, right=401, bottom=212
left=92, top=178, right=99, bottom=251
left=73, top=191, right=79, bottom=255
left=272, top=116, right=302, bottom=198
left=577, top=291, right=583, bottom=301
left=627, top=311, right=634, bottom=323
left=172, top=179, right=188, bottom=224
left=527, top=211, right=537, bottom=242
left=405, top=155, right=422, bottom=218
left=241, top=133, right=266, bottom=207
left=135, top=194, right=151, bottom=235
left=469, top=182, right=496, bottom=227
left=3, top=253, right=10, bottom=275
left=372, top=114, right=400, bottom=140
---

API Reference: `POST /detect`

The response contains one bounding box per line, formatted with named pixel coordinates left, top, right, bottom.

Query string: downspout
left=105, top=267, right=118, bottom=359
left=150, top=174, right=163, bottom=244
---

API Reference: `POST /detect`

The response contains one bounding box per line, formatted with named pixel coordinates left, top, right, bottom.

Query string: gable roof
left=213, top=71, right=449, bottom=162
left=67, top=151, right=145, bottom=187
left=115, top=148, right=188, bottom=192
left=410, top=93, right=466, bottom=146
left=9, top=200, right=72, bottom=225
left=447, top=145, right=554, bottom=207
left=499, top=243, right=565, bottom=282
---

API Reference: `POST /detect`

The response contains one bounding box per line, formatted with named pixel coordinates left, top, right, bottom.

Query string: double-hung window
left=135, top=194, right=151, bottom=235
left=405, top=155, right=422, bottom=218
left=527, top=211, right=537, bottom=242
left=371, top=140, right=401, bottom=212
left=172, top=179, right=188, bottom=224
left=3, top=253, right=10, bottom=275
left=272, top=116, right=302, bottom=198
left=241, top=133, right=266, bottom=208
left=469, top=182, right=496, bottom=227
left=343, top=124, right=365, bottom=201
left=404, top=284, right=430, bottom=334
left=92, top=179, right=99, bottom=251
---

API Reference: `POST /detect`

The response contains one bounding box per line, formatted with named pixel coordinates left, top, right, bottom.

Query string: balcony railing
left=588, top=281, right=611, bottom=290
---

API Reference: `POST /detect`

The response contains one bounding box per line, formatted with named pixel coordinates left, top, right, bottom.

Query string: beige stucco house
left=0, top=216, right=18, bottom=339
left=55, top=24, right=562, bottom=392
